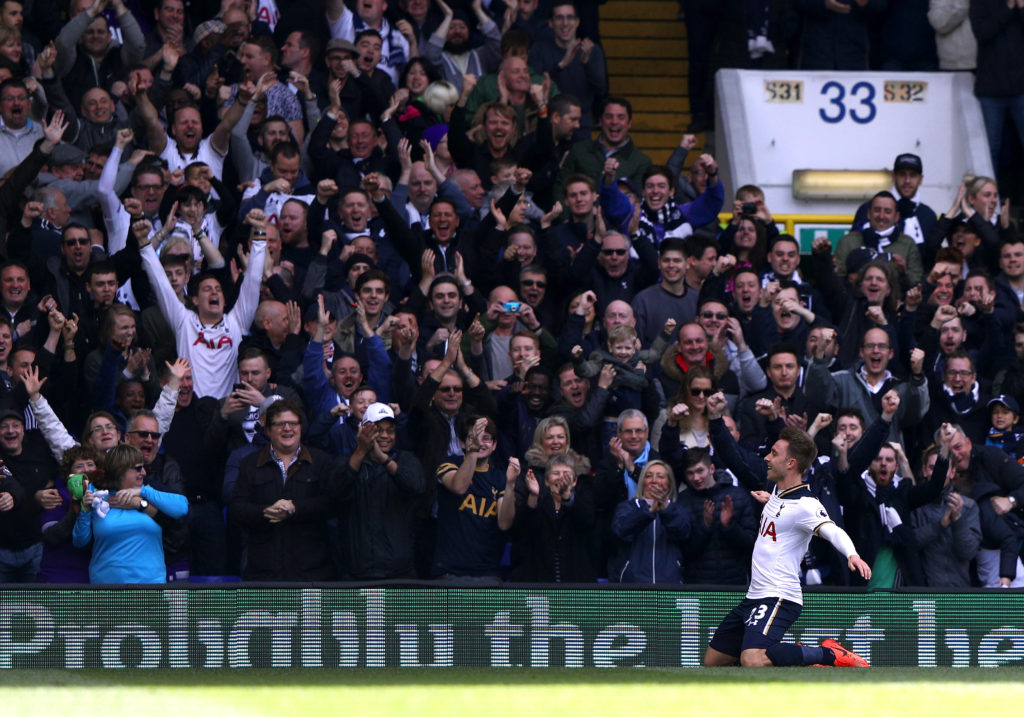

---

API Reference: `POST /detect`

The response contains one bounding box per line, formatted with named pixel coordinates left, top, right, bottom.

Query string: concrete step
left=603, top=37, right=687, bottom=59
left=602, top=0, right=681, bottom=21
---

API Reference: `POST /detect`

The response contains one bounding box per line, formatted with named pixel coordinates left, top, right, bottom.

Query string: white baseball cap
left=361, top=402, right=395, bottom=425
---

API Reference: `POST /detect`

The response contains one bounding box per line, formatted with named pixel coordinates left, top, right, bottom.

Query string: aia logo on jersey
left=759, top=515, right=777, bottom=541
left=193, top=331, right=233, bottom=349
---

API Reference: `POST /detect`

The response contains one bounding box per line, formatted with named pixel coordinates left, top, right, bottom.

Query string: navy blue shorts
left=708, top=597, right=802, bottom=656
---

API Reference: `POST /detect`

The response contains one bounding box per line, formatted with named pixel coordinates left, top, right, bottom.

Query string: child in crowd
left=985, top=395, right=1024, bottom=462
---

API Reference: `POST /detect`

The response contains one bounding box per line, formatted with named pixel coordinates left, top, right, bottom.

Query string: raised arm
left=211, top=77, right=259, bottom=157
left=112, top=0, right=145, bottom=65
left=53, top=0, right=98, bottom=77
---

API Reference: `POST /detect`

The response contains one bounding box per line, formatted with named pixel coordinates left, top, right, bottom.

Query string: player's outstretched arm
left=819, top=522, right=872, bottom=579
left=848, top=554, right=871, bottom=580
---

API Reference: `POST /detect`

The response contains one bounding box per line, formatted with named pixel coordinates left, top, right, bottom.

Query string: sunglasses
left=701, top=311, right=728, bottom=320
left=438, top=385, right=463, bottom=393
left=64, top=237, right=90, bottom=247
left=132, top=464, right=146, bottom=472
left=521, top=279, right=547, bottom=288
left=601, top=249, right=627, bottom=256
left=689, top=388, right=713, bottom=396
left=129, top=430, right=161, bottom=440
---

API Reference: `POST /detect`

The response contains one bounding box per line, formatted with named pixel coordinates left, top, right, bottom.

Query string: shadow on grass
left=4, top=666, right=1024, bottom=688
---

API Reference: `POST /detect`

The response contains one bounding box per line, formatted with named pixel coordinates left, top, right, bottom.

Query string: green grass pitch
left=4, top=667, right=1024, bottom=716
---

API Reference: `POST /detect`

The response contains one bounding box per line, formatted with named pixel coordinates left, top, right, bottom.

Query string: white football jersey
left=747, top=484, right=833, bottom=605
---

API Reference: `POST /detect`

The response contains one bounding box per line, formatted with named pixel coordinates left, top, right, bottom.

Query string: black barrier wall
left=1, top=586, right=1022, bottom=668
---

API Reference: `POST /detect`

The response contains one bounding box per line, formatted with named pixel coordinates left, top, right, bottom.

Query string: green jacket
left=464, top=71, right=560, bottom=133
left=556, top=137, right=652, bottom=202
left=834, top=231, right=923, bottom=288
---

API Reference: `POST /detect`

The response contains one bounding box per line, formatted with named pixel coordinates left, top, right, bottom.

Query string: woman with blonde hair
left=611, top=459, right=691, bottom=584
left=925, top=173, right=1012, bottom=275
left=524, top=415, right=591, bottom=475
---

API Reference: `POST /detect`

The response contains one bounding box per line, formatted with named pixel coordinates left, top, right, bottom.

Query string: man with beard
left=835, top=191, right=923, bottom=289
left=521, top=93, right=583, bottom=209
left=448, top=93, right=525, bottom=190
left=836, top=441, right=940, bottom=587
left=276, top=199, right=313, bottom=274
left=422, top=0, right=501, bottom=93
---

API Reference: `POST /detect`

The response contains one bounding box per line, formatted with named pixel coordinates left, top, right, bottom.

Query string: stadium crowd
left=0, top=0, right=1020, bottom=590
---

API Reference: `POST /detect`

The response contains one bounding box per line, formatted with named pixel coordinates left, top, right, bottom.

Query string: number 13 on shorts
left=744, top=604, right=768, bottom=626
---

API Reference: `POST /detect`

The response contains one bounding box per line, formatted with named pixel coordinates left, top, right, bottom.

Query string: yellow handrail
left=717, top=213, right=855, bottom=235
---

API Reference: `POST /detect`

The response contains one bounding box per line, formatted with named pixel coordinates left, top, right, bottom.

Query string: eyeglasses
left=946, top=369, right=974, bottom=377
left=64, top=237, right=90, bottom=247
left=131, top=464, right=146, bottom=472
left=601, top=249, right=627, bottom=256
left=689, top=388, right=713, bottom=396
left=700, top=311, right=728, bottom=320
left=270, top=420, right=301, bottom=428
left=135, top=183, right=163, bottom=193
left=90, top=423, right=117, bottom=434
left=521, top=279, right=547, bottom=288
left=129, top=430, right=161, bottom=440
left=375, top=424, right=397, bottom=435
left=862, top=343, right=890, bottom=351
left=438, top=385, right=463, bottom=393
